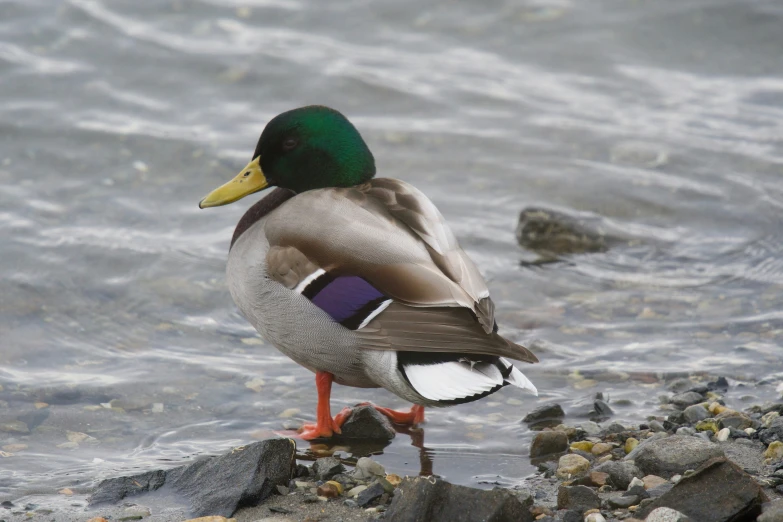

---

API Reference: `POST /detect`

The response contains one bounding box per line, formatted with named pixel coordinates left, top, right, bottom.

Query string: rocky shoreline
left=3, top=376, right=783, bottom=522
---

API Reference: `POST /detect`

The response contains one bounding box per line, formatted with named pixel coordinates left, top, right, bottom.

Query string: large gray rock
left=385, top=476, right=534, bottom=522
left=557, top=485, right=600, bottom=513
left=637, top=457, right=767, bottom=522
left=89, top=439, right=295, bottom=517
left=628, top=435, right=724, bottom=478
left=669, top=392, right=704, bottom=409
left=592, top=460, right=643, bottom=490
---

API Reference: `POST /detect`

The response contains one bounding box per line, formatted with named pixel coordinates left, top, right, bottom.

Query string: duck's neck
left=230, top=188, right=296, bottom=249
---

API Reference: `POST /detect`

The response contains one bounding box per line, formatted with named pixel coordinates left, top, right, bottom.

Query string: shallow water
left=2, top=0, right=783, bottom=504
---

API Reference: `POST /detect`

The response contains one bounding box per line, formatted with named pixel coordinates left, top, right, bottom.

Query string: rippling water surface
left=2, top=0, right=783, bottom=506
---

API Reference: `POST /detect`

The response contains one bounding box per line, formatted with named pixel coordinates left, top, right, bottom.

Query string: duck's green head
left=199, top=105, right=375, bottom=208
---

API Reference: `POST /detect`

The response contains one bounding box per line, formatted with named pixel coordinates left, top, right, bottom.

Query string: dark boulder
left=637, top=457, right=767, bottom=522
left=523, top=403, right=565, bottom=428
left=89, top=438, right=295, bottom=518
left=385, top=476, right=534, bottom=522
left=337, top=405, right=395, bottom=441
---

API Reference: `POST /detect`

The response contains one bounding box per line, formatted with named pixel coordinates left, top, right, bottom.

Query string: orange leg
left=298, top=371, right=350, bottom=440
left=365, top=403, right=425, bottom=425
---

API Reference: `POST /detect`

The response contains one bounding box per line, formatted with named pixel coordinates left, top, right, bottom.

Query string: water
left=2, top=0, right=783, bottom=506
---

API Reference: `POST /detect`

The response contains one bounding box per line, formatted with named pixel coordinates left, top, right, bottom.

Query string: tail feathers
left=500, top=357, right=538, bottom=396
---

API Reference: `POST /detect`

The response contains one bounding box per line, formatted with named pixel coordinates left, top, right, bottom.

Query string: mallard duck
left=199, top=106, right=538, bottom=440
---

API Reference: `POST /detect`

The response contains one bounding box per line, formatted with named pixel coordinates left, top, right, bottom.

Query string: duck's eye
left=282, top=138, right=298, bottom=151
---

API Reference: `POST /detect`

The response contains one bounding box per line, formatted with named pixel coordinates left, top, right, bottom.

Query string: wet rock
left=716, top=428, right=730, bottom=441
left=570, top=441, right=594, bottom=453
left=0, top=420, right=29, bottom=434
left=592, top=461, right=642, bottom=490
left=760, top=417, right=783, bottom=445
left=588, top=471, right=610, bottom=487
left=530, top=430, right=569, bottom=459
left=337, top=405, right=395, bottom=441
left=556, top=454, right=590, bottom=479
left=600, top=422, right=627, bottom=435
left=585, top=513, right=606, bottom=522
left=356, top=481, right=386, bottom=507
left=637, top=457, right=767, bottom=522
left=591, top=442, right=613, bottom=456
left=580, top=421, right=601, bottom=436
left=642, top=475, right=668, bottom=490
left=90, top=439, right=295, bottom=518
left=758, top=499, right=783, bottom=522
left=316, top=481, right=342, bottom=498
left=606, top=492, right=638, bottom=509
left=645, top=507, right=691, bottom=522
left=523, top=403, right=565, bottom=427
left=682, top=405, right=709, bottom=424
left=385, top=476, right=534, bottom=522
left=669, top=392, right=703, bottom=409
left=353, top=457, right=386, bottom=480
left=629, top=435, right=724, bottom=478
left=312, top=456, right=344, bottom=481
left=516, top=208, right=611, bottom=257
left=716, top=411, right=753, bottom=431
left=765, top=441, right=783, bottom=462
left=557, top=485, right=600, bottom=513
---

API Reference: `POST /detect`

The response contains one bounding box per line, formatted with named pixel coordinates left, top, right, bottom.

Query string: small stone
left=523, top=403, right=565, bottom=426
left=317, top=481, right=342, bottom=498
left=716, top=411, right=753, bottom=430
left=556, top=454, right=591, bottom=479
left=765, top=441, right=783, bottom=462
left=669, top=392, right=703, bottom=408
left=648, top=420, right=666, bottom=432
left=694, top=420, right=719, bottom=433
left=589, top=471, right=609, bottom=487
left=580, top=421, right=601, bottom=436
left=585, top=513, right=606, bottom=522
left=530, top=430, right=569, bottom=458
left=2, top=443, right=27, bottom=452
left=385, top=473, right=402, bottom=487
left=58, top=488, right=73, bottom=495
left=682, top=405, right=709, bottom=423
left=276, top=485, right=289, bottom=495
left=761, top=411, right=780, bottom=427
left=628, top=477, right=644, bottom=490
left=356, top=481, right=386, bottom=507
left=708, top=402, right=728, bottom=415
left=607, top=492, right=638, bottom=509
left=645, top=507, right=690, bottom=522
left=716, top=428, right=730, bottom=441
left=353, top=457, right=386, bottom=480
left=0, top=420, right=29, bottom=434
left=670, top=474, right=682, bottom=484
left=346, top=485, right=367, bottom=498
left=312, top=457, right=344, bottom=481
left=676, top=427, right=696, bottom=436
left=556, top=485, right=600, bottom=512
left=570, top=441, right=594, bottom=453
left=593, top=461, right=642, bottom=490
left=591, top=443, right=612, bottom=455
left=744, top=428, right=756, bottom=436
left=624, top=438, right=639, bottom=454
left=642, top=475, right=668, bottom=490
left=151, top=403, right=164, bottom=413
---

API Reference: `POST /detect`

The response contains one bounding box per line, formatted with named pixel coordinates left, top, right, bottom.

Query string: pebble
left=761, top=411, right=780, bottom=427
left=585, top=513, right=606, bottom=522
left=385, top=473, right=402, bottom=486
left=316, top=481, right=342, bottom=498
left=556, top=454, right=591, bottom=479
left=2, top=443, right=27, bottom=452
left=346, top=485, right=367, bottom=498
left=682, top=404, right=709, bottom=423
left=570, top=441, right=594, bottom=453
left=716, top=428, right=731, bottom=441
left=765, top=441, right=783, bottom=462
left=0, top=421, right=29, bottom=434
left=670, top=474, right=682, bottom=484
left=580, top=421, right=601, bottom=436
left=628, top=477, right=644, bottom=490
left=530, top=430, right=569, bottom=458
left=624, top=438, right=639, bottom=454
left=694, top=419, right=719, bottom=433
left=708, top=402, right=728, bottom=415
left=675, top=426, right=696, bottom=436
left=669, top=391, right=704, bottom=408
left=645, top=507, right=690, bottom=522
left=642, top=475, right=668, bottom=490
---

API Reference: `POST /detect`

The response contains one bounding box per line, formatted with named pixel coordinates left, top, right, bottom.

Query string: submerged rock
left=89, top=439, right=295, bottom=518
left=637, top=457, right=767, bottom=522
left=385, top=476, right=534, bottom=522
left=523, top=403, right=565, bottom=427
left=516, top=207, right=611, bottom=258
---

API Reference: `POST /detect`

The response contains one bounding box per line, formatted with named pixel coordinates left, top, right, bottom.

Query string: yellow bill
left=199, top=156, right=268, bottom=208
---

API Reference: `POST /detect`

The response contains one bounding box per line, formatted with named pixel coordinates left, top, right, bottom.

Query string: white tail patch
left=293, top=268, right=326, bottom=294
left=404, top=361, right=504, bottom=402
left=500, top=357, right=538, bottom=396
